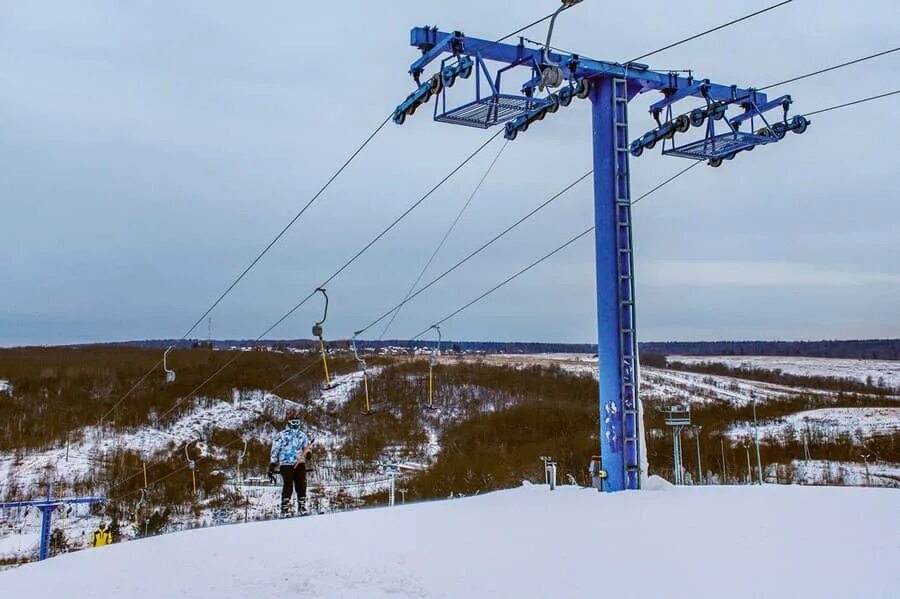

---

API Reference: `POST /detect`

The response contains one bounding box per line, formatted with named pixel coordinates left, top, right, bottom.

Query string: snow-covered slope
left=670, top=355, right=900, bottom=387
left=1, top=483, right=897, bottom=599
left=728, top=407, right=900, bottom=442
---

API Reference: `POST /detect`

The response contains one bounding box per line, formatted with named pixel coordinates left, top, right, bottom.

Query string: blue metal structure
left=1, top=489, right=105, bottom=560
left=392, top=7, right=807, bottom=491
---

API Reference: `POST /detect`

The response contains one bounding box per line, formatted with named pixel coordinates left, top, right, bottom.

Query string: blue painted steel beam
left=409, top=27, right=767, bottom=105
left=1, top=496, right=105, bottom=560
left=0, top=497, right=105, bottom=510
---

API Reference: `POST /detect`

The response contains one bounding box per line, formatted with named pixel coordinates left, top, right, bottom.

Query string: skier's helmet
left=98, top=522, right=107, bottom=530
left=286, top=409, right=301, bottom=428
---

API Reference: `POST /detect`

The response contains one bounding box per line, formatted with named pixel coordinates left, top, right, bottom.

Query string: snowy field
left=670, top=355, right=900, bottom=388
left=784, top=459, right=900, bottom=488
left=728, top=407, right=900, bottom=442
left=1, top=482, right=897, bottom=599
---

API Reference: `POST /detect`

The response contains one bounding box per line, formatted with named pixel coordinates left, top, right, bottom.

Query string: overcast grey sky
left=2, top=0, right=898, bottom=346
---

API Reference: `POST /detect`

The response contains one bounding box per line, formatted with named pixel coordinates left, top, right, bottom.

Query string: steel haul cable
left=353, top=170, right=593, bottom=338
left=409, top=163, right=701, bottom=340
left=626, top=1, right=793, bottom=63
left=408, top=87, right=899, bottom=339
left=155, top=130, right=503, bottom=421
left=800, top=90, right=899, bottom=117
left=378, top=139, right=510, bottom=340
left=97, top=113, right=392, bottom=426
left=759, top=47, right=900, bottom=90
left=524, top=1, right=793, bottom=65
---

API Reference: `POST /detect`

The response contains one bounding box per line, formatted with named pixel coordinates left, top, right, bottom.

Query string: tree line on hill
left=640, top=339, right=900, bottom=360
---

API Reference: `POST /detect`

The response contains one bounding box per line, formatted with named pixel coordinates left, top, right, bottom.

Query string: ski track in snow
left=728, top=407, right=900, bottom=442
left=784, top=459, right=900, bottom=487
left=670, top=355, right=900, bottom=387
left=0, top=483, right=897, bottom=599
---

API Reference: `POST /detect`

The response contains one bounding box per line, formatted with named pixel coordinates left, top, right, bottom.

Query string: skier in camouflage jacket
left=269, top=418, right=312, bottom=515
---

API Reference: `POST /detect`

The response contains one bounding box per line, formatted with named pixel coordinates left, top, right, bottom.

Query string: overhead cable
left=759, top=47, right=900, bottom=90
left=155, top=130, right=503, bottom=420
left=409, top=163, right=701, bottom=339
left=97, top=113, right=392, bottom=425
left=801, top=89, right=899, bottom=117
left=378, top=140, right=510, bottom=340
left=354, top=170, right=593, bottom=337
left=627, top=1, right=793, bottom=63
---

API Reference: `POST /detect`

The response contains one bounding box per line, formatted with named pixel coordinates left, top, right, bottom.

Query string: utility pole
left=743, top=441, right=752, bottom=484
left=398, top=488, right=408, bottom=505
left=393, top=4, right=807, bottom=491
left=752, top=398, right=763, bottom=484
left=694, top=425, right=703, bottom=485
left=861, top=453, right=872, bottom=487
left=720, top=437, right=728, bottom=485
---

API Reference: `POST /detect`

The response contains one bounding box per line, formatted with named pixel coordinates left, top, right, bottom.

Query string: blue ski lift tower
left=392, top=1, right=808, bottom=491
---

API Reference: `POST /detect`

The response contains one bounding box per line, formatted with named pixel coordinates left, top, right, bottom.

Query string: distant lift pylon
left=390, top=1, right=808, bottom=491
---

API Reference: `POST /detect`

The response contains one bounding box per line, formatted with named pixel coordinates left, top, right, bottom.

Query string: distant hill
left=86, top=338, right=900, bottom=360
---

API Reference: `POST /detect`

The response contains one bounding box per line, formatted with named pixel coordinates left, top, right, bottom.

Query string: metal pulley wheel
left=540, top=65, right=564, bottom=90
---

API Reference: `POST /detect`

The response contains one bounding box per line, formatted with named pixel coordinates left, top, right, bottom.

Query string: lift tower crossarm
left=1, top=494, right=106, bottom=560
left=0, top=497, right=105, bottom=509
left=409, top=27, right=765, bottom=104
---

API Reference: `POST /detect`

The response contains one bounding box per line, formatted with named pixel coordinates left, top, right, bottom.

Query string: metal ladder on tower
left=613, top=77, right=641, bottom=490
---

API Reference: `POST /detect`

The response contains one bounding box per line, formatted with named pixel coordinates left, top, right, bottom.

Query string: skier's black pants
left=279, top=464, right=306, bottom=503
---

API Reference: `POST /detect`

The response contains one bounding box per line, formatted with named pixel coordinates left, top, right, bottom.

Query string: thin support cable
left=759, top=47, right=900, bottom=90
left=408, top=162, right=702, bottom=339
left=411, top=228, right=595, bottom=340
left=97, top=112, right=392, bottom=425
left=181, top=113, right=393, bottom=340
left=627, top=1, right=793, bottom=64
left=378, top=139, right=510, bottom=340
left=631, top=162, right=699, bottom=206
left=355, top=170, right=593, bottom=337
left=155, top=131, right=503, bottom=421
left=801, top=90, right=899, bottom=117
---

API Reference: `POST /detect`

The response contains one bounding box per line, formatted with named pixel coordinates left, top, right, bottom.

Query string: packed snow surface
left=1, top=483, right=897, bottom=598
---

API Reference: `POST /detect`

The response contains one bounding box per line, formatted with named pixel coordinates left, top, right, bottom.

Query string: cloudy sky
left=2, top=0, right=898, bottom=346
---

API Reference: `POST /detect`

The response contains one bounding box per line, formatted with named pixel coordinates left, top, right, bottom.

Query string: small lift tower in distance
left=392, top=1, right=807, bottom=491
left=664, top=406, right=692, bottom=485
left=0, top=486, right=105, bottom=561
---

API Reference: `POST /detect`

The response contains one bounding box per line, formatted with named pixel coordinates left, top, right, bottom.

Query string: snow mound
left=1, top=484, right=897, bottom=598
left=643, top=474, right=675, bottom=491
